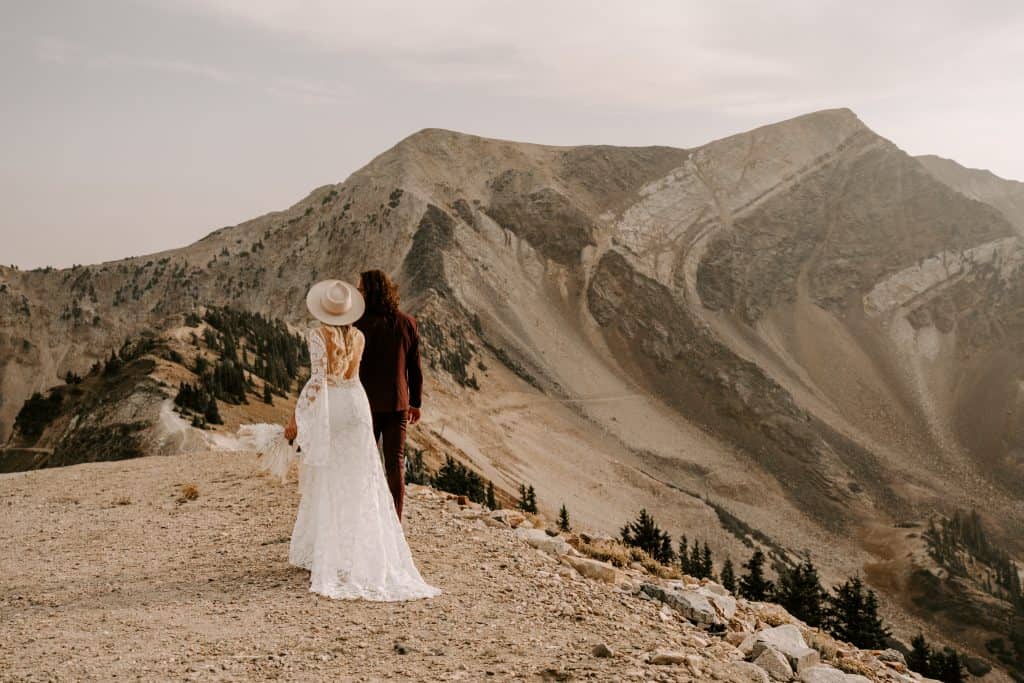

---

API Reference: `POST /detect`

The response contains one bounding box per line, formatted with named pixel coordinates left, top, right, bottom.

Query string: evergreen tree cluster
left=173, top=382, right=222, bottom=426
left=432, top=455, right=495, bottom=507
left=924, top=509, right=1023, bottom=607
left=517, top=484, right=538, bottom=514
left=620, top=509, right=675, bottom=565
left=776, top=559, right=827, bottom=627
left=824, top=576, right=890, bottom=649
left=678, top=536, right=715, bottom=579
left=13, top=391, right=64, bottom=440
left=202, top=307, right=308, bottom=397
left=739, top=550, right=776, bottom=601
left=908, top=634, right=966, bottom=683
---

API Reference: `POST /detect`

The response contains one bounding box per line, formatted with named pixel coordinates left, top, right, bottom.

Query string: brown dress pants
left=371, top=410, right=408, bottom=519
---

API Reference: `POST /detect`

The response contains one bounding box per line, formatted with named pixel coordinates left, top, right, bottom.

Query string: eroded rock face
left=484, top=171, right=596, bottom=265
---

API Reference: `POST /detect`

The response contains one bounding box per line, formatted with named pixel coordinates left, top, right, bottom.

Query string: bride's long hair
left=317, top=323, right=355, bottom=377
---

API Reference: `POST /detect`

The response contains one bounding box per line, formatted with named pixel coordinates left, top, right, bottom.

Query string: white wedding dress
left=254, top=324, right=440, bottom=601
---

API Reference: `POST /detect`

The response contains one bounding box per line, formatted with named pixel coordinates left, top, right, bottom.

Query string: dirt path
left=0, top=452, right=755, bottom=682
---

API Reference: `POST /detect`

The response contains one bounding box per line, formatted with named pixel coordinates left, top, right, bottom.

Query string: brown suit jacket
left=354, top=310, right=423, bottom=412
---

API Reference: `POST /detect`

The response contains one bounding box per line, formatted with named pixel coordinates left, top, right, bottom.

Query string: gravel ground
left=0, top=451, right=756, bottom=682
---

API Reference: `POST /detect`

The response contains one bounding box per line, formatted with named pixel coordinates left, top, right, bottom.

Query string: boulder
left=752, top=625, right=820, bottom=672
left=591, top=643, right=613, bottom=658
left=876, top=649, right=906, bottom=666
left=640, top=583, right=729, bottom=626
left=798, top=666, right=845, bottom=683
left=753, top=645, right=794, bottom=681
left=515, top=528, right=574, bottom=556
left=561, top=555, right=620, bottom=583
left=733, top=661, right=771, bottom=683
left=700, top=580, right=730, bottom=596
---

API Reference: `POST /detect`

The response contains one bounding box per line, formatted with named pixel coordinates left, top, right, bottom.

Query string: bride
left=277, top=278, right=440, bottom=601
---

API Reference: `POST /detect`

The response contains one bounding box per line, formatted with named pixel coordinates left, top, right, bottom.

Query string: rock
left=561, top=555, right=620, bottom=583
left=876, top=648, right=906, bottom=666
left=799, top=666, right=875, bottom=683
left=700, top=581, right=730, bottom=596
left=641, top=583, right=728, bottom=626
left=753, top=645, right=793, bottom=681
left=591, top=643, right=614, bottom=658
left=515, top=527, right=574, bottom=556
left=738, top=633, right=760, bottom=657
left=489, top=509, right=527, bottom=528
left=697, top=586, right=737, bottom=621
left=752, top=625, right=819, bottom=672
left=649, top=650, right=688, bottom=665
left=727, top=632, right=750, bottom=647
left=683, top=654, right=703, bottom=676
left=733, top=661, right=771, bottom=683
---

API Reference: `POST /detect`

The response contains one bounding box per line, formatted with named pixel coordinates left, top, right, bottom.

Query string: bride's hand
left=284, top=414, right=298, bottom=442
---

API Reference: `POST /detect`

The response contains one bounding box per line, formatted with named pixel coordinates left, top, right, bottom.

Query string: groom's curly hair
left=359, top=270, right=401, bottom=320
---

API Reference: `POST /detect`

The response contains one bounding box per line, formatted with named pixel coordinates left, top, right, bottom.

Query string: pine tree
left=739, top=550, right=775, bottom=601
left=776, top=559, right=827, bottom=627
left=204, top=397, right=222, bottom=425
left=678, top=536, right=690, bottom=574
left=558, top=504, right=571, bottom=532
left=486, top=481, right=497, bottom=510
left=701, top=543, right=715, bottom=580
left=824, top=576, right=891, bottom=649
left=621, top=509, right=674, bottom=564
left=934, top=648, right=965, bottom=683
left=526, top=486, right=538, bottom=514
left=263, top=383, right=273, bottom=405
left=517, top=484, right=537, bottom=513
left=720, top=557, right=737, bottom=594
left=907, top=634, right=932, bottom=676
left=690, top=543, right=704, bottom=578
left=659, top=534, right=675, bottom=566
left=433, top=455, right=486, bottom=503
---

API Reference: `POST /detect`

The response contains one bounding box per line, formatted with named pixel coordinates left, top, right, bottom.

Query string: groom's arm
left=407, top=317, right=423, bottom=417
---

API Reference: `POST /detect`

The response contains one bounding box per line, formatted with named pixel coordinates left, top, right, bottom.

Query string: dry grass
left=176, top=483, right=199, bottom=504
left=757, top=604, right=794, bottom=627
left=579, top=539, right=632, bottom=568
left=525, top=512, right=545, bottom=529
left=835, top=656, right=875, bottom=677
left=577, top=539, right=681, bottom=577
left=806, top=630, right=840, bottom=661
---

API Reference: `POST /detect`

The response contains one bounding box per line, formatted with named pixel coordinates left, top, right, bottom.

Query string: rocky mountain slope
left=0, top=450, right=948, bottom=682
left=1, top=108, right=1022, bottom=675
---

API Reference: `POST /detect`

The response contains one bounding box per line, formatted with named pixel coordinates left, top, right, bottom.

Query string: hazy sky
left=2, top=1, right=1023, bottom=269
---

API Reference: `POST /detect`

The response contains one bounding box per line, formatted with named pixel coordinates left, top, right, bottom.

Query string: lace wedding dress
left=255, top=323, right=440, bottom=602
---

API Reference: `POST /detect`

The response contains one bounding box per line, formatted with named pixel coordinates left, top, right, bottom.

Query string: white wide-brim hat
left=305, top=279, right=365, bottom=326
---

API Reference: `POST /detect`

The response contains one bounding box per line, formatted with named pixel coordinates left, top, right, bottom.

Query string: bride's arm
left=289, top=327, right=327, bottom=441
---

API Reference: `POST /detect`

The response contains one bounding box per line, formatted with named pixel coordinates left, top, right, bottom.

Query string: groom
left=355, top=270, right=423, bottom=520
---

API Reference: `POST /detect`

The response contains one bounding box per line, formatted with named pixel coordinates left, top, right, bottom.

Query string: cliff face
left=2, top=109, right=1023, bottom=672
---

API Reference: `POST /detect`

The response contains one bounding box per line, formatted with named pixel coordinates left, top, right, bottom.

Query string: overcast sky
left=2, top=1, right=1022, bottom=269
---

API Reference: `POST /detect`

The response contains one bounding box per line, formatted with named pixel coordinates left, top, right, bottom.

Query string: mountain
left=917, top=155, right=1024, bottom=233
left=2, top=108, right=1022, bottom=674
